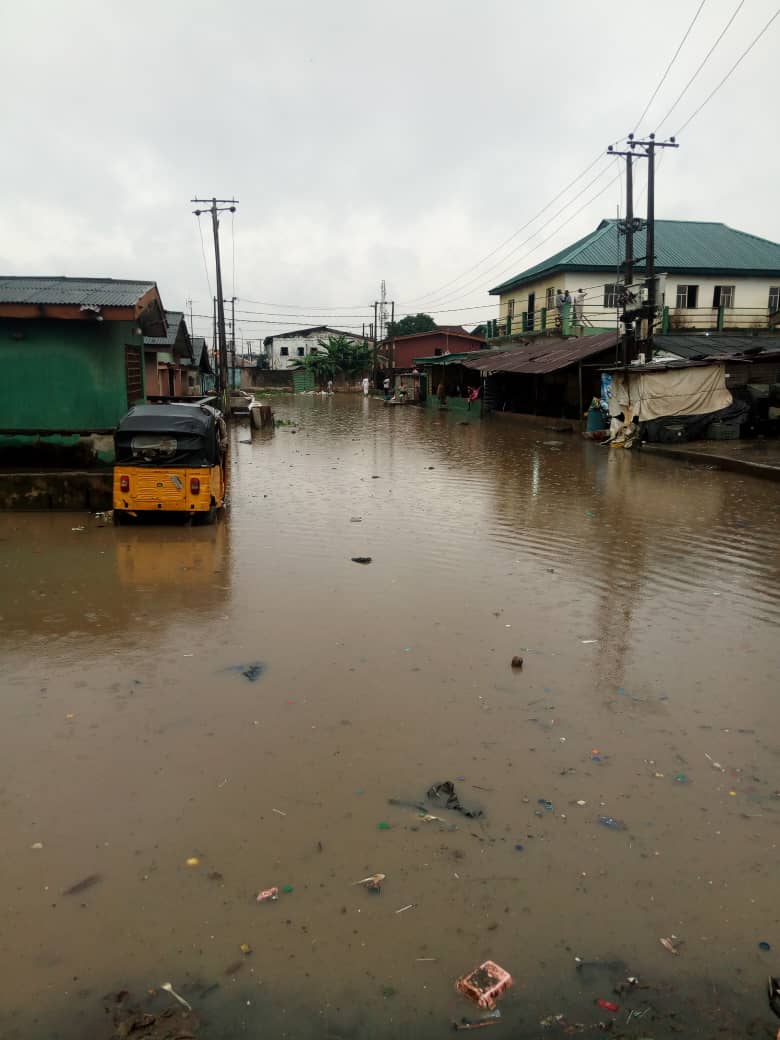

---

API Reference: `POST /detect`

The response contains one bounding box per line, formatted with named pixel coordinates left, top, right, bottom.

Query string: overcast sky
left=1, top=0, right=777, bottom=347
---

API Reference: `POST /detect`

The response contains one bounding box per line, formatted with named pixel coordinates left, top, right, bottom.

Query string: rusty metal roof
left=460, top=332, right=619, bottom=374
left=0, top=276, right=157, bottom=308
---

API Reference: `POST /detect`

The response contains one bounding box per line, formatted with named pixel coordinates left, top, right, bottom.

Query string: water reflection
left=0, top=395, right=779, bottom=1040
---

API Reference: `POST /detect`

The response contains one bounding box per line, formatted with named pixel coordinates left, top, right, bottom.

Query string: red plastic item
left=455, top=961, right=513, bottom=1010
left=595, top=999, right=619, bottom=1012
left=190, top=476, right=201, bottom=495
left=256, top=887, right=279, bottom=902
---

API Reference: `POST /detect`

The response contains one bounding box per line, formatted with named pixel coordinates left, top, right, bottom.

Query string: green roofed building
left=488, top=219, right=780, bottom=336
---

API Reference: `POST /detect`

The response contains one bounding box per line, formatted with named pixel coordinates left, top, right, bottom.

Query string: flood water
left=1, top=394, right=780, bottom=1039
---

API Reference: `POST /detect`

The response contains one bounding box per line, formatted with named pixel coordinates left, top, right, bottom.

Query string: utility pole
left=607, top=145, right=639, bottom=365
left=230, top=296, right=236, bottom=390
left=191, top=197, right=238, bottom=415
left=212, top=296, right=217, bottom=373
left=627, top=134, right=678, bottom=357
left=389, top=300, right=395, bottom=371
left=608, top=134, right=678, bottom=362
left=373, top=301, right=379, bottom=380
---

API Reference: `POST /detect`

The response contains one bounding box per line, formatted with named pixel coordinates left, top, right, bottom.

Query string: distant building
left=489, top=219, right=780, bottom=336
left=388, top=328, right=486, bottom=371
left=143, top=310, right=201, bottom=398
left=262, top=326, right=367, bottom=370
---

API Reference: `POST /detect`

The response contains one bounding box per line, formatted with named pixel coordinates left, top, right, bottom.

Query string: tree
left=386, top=313, right=436, bottom=338
left=290, top=335, right=372, bottom=383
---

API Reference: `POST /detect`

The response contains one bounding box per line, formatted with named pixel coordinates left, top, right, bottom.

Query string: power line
left=404, top=168, right=622, bottom=311
left=633, top=0, right=708, bottom=132
left=675, top=5, right=780, bottom=134
left=399, top=161, right=619, bottom=310
left=239, top=297, right=370, bottom=311
left=401, top=151, right=615, bottom=306
left=655, top=0, right=746, bottom=131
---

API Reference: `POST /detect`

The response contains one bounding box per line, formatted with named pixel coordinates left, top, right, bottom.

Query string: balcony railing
left=486, top=304, right=775, bottom=340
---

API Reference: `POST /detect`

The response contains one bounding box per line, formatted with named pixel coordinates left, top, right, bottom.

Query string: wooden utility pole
left=191, top=197, right=238, bottom=414
left=608, top=134, right=678, bottom=362
left=626, top=135, right=678, bottom=358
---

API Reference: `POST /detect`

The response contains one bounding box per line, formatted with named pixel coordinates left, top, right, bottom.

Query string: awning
left=460, top=332, right=618, bottom=375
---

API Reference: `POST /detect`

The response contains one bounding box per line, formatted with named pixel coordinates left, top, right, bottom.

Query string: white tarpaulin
left=607, top=364, right=732, bottom=421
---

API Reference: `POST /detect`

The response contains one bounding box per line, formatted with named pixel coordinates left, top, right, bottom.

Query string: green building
left=0, top=276, right=167, bottom=464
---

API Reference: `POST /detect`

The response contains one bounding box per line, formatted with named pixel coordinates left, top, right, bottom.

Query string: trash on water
left=511, top=656, right=523, bottom=669
left=395, top=903, right=416, bottom=914
left=272, top=808, right=287, bottom=816
left=595, top=999, right=619, bottom=1012
left=161, top=982, right=192, bottom=1011
left=581, top=639, right=598, bottom=644
left=576, top=800, right=587, bottom=806
left=456, top=960, right=513, bottom=1010
left=597, top=816, right=626, bottom=831
left=705, top=753, right=726, bottom=772
left=350, top=517, right=363, bottom=522
left=590, top=749, right=603, bottom=762
left=30, top=842, right=43, bottom=850
left=256, top=887, right=279, bottom=902
left=759, top=941, right=772, bottom=951
left=452, top=1016, right=500, bottom=1031
left=377, top=821, right=391, bottom=830
left=538, top=799, right=554, bottom=811
left=63, top=873, right=101, bottom=896
left=227, top=662, right=266, bottom=682
left=185, top=857, right=200, bottom=867
left=352, top=873, right=386, bottom=891
left=239, top=943, right=252, bottom=955
left=659, top=935, right=683, bottom=955
left=674, top=773, right=691, bottom=784
left=427, top=781, right=484, bottom=818
left=351, top=556, right=372, bottom=564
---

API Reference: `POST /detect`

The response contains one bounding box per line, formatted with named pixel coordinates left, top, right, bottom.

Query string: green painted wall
left=0, top=318, right=145, bottom=431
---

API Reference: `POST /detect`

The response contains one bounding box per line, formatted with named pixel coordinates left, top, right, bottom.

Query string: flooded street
left=2, top=395, right=780, bottom=1039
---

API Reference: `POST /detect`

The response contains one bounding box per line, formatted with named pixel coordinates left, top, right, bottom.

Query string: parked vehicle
left=113, top=403, right=227, bottom=524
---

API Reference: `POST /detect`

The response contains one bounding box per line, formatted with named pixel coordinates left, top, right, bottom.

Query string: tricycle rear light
left=190, top=477, right=200, bottom=495
left=119, top=475, right=129, bottom=493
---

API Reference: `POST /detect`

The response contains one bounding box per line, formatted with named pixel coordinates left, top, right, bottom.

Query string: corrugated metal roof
left=0, top=275, right=157, bottom=307
left=490, top=220, right=780, bottom=294
left=144, top=310, right=184, bottom=347
left=460, top=332, right=619, bottom=374
left=656, top=333, right=780, bottom=360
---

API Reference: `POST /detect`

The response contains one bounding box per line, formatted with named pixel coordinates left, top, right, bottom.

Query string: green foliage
left=387, top=313, right=436, bottom=338
left=290, top=335, right=372, bottom=382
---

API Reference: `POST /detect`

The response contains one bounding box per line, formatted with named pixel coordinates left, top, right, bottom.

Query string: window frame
left=675, top=284, right=699, bottom=309
left=712, top=285, right=735, bottom=308
left=769, top=287, right=780, bottom=313
left=279, top=345, right=289, bottom=357
left=603, top=283, right=623, bottom=309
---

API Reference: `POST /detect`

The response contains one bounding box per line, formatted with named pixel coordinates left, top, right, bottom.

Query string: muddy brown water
left=1, top=395, right=780, bottom=1039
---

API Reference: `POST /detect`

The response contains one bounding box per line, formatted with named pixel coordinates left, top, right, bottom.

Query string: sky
left=1, top=0, right=778, bottom=349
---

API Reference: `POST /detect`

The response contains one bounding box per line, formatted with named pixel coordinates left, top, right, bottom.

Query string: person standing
left=574, top=288, right=586, bottom=325
left=361, top=376, right=370, bottom=396
left=326, top=379, right=334, bottom=395
left=383, top=376, right=391, bottom=401
left=555, top=289, right=565, bottom=327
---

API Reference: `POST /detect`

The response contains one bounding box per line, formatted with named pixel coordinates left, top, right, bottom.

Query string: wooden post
left=717, top=304, right=725, bottom=331
left=541, top=307, right=547, bottom=331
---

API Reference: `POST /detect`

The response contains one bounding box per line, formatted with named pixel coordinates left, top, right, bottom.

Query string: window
left=712, top=285, right=735, bottom=308
left=603, top=283, right=622, bottom=308
left=506, top=299, right=515, bottom=319
left=297, top=346, right=305, bottom=356
left=769, top=287, right=780, bottom=312
left=675, top=285, right=699, bottom=309
left=546, top=287, right=555, bottom=310
left=280, top=346, right=289, bottom=357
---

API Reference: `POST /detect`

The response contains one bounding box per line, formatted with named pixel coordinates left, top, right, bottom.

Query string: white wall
left=267, top=330, right=364, bottom=370
left=497, top=272, right=780, bottom=333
